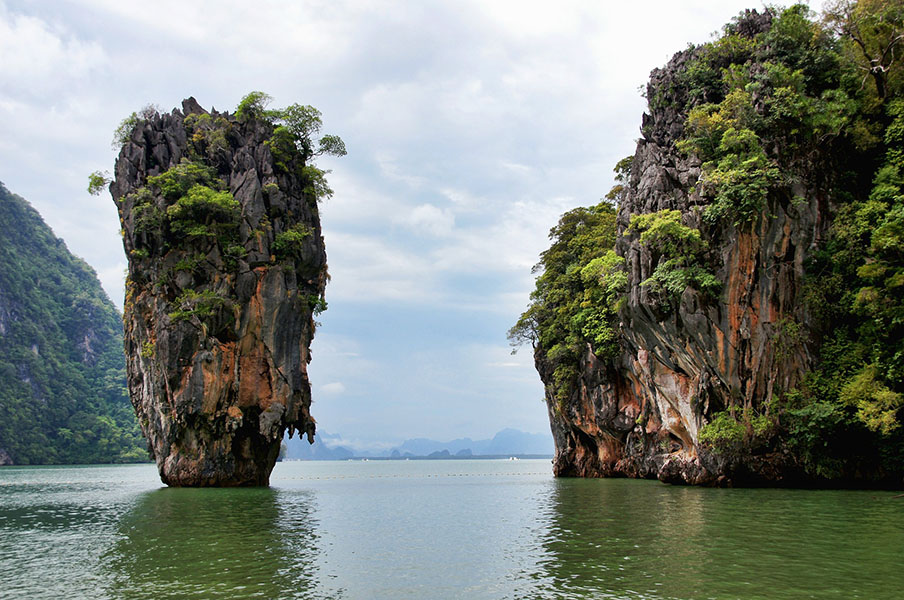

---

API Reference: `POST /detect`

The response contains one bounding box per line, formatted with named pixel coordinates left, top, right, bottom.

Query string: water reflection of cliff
left=532, top=478, right=904, bottom=599
left=527, top=478, right=708, bottom=598
left=102, top=487, right=334, bottom=599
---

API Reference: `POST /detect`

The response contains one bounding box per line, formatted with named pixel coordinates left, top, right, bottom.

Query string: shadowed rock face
left=112, top=98, right=327, bottom=486
left=543, top=16, right=828, bottom=485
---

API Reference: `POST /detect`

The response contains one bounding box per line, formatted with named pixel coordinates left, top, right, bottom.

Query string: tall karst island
left=513, top=4, right=904, bottom=487
left=93, top=93, right=344, bottom=486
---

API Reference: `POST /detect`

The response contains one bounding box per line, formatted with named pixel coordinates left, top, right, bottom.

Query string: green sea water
left=0, top=459, right=901, bottom=599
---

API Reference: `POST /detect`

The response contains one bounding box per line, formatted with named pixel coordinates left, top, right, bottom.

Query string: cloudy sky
left=0, top=0, right=825, bottom=449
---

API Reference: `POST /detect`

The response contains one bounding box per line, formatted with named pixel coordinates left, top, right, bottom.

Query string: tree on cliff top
left=825, top=0, right=904, bottom=99
left=233, top=92, right=346, bottom=202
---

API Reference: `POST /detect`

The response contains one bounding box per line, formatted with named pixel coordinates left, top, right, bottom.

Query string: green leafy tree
left=234, top=91, right=273, bottom=122
left=236, top=92, right=346, bottom=201
left=824, top=0, right=904, bottom=99
left=87, top=171, right=111, bottom=196
left=628, top=210, right=721, bottom=298
left=111, top=104, right=159, bottom=150
left=272, top=224, right=313, bottom=262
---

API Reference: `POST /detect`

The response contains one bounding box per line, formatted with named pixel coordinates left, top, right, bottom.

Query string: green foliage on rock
left=0, top=183, right=147, bottom=464
left=699, top=410, right=776, bottom=454
left=234, top=91, right=273, bottom=123
left=168, top=289, right=229, bottom=323
left=87, top=171, right=111, bottom=196
left=272, top=224, right=313, bottom=262
left=510, top=200, right=625, bottom=404
left=127, top=188, right=164, bottom=237
left=675, top=5, right=855, bottom=226
left=183, top=112, right=231, bottom=159
left=236, top=91, right=346, bottom=202
left=165, top=185, right=239, bottom=239
left=111, top=104, right=158, bottom=150
left=147, top=160, right=221, bottom=200
left=681, top=2, right=904, bottom=476
left=125, top=159, right=239, bottom=249
left=521, top=2, right=904, bottom=480
left=112, top=112, right=139, bottom=149
left=305, top=294, right=328, bottom=316
left=301, top=165, right=336, bottom=201
left=628, top=209, right=721, bottom=298
left=680, top=94, right=784, bottom=225
left=839, top=365, right=904, bottom=434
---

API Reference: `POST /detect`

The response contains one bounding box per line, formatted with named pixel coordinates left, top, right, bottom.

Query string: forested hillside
left=0, top=183, right=146, bottom=465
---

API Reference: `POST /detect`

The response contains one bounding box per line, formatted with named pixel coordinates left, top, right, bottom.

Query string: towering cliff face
left=526, top=7, right=904, bottom=486
left=111, top=97, right=330, bottom=486
left=545, top=48, right=821, bottom=484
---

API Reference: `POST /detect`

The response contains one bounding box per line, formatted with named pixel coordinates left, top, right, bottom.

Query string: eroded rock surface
left=112, top=98, right=327, bottom=486
left=542, top=15, right=827, bottom=485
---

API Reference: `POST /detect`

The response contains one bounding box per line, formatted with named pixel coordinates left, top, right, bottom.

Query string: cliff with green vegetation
left=0, top=183, right=145, bottom=465
left=101, top=94, right=342, bottom=486
left=513, top=2, right=904, bottom=486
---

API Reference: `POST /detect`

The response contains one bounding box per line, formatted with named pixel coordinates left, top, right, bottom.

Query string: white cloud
left=397, top=203, right=455, bottom=237
left=322, top=231, right=439, bottom=303
left=433, top=196, right=575, bottom=277
left=467, top=0, right=589, bottom=38
left=438, top=187, right=486, bottom=213
left=500, top=161, right=531, bottom=175
left=319, top=163, right=409, bottom=228
left=78, top=0, right=360, bottom=66
left=0, top=6, right=106, bottom=99
left=373, top=153, right=428, bottom=189
left=320, top=382, right=347, bottom=395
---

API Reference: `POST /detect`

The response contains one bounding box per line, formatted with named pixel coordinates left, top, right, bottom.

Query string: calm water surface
left=0, top=459, right=901, bottom=599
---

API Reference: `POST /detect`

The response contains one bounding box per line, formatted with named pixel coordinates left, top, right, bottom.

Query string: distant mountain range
left=283, top=428, right=554, bottom=460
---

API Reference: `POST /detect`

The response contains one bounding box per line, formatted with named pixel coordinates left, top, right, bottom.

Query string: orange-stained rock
left=112, top=97, right=327, bottom=486
left=542, top=16, right=826, bottom=485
